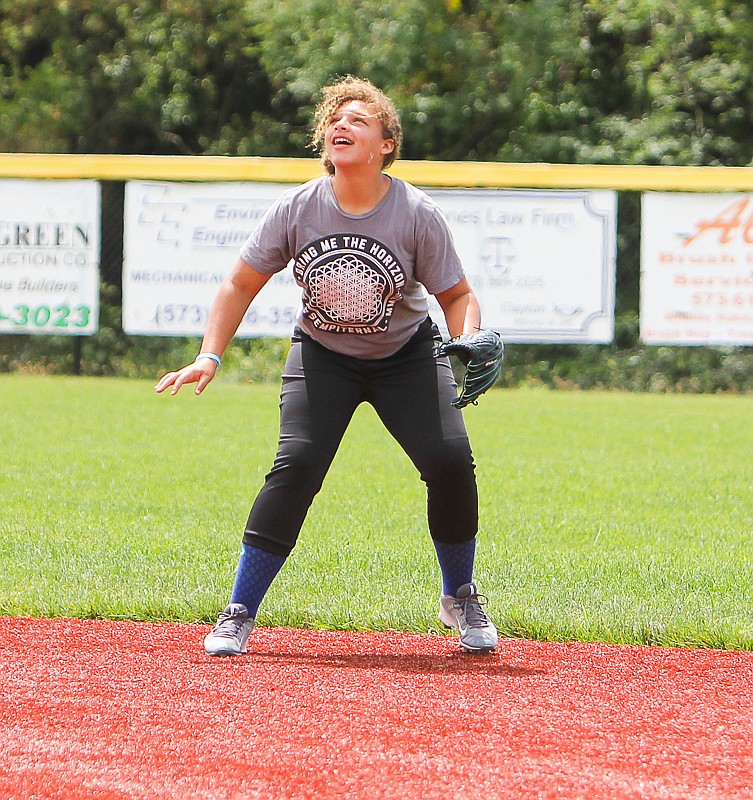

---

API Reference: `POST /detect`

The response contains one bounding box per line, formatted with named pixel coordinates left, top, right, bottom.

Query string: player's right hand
left=154, top=360, right=218, bottom=396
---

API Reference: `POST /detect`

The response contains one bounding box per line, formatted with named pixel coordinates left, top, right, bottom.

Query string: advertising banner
left=641, top=192, right=753, bottom=345
left=123, top=181, right=616, bottom=342
left=0, top=180, right=100, bottom=335
left=123, top=181, right=297, bottom=336
left=427, top=189, right=617, bottom=342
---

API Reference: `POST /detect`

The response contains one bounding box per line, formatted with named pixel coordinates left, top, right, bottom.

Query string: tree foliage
left=2, top=0, right=753, bottom=386
left=0, top=0, right=270, bottom=153
left=2, top=0, right=753, bottom=164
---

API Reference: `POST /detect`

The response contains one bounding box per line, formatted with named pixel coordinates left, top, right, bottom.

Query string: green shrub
left=3, top=306, right=752, bottom=393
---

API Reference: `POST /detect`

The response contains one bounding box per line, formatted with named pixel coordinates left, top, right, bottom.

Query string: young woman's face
left=325, top=100, right=395, bottom=172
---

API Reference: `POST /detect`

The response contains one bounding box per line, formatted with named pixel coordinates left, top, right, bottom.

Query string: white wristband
left=195, top=353, right=221, bottom=367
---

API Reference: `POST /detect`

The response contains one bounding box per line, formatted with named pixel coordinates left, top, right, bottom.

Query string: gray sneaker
left=203, top=603, right=255, bottom=656
left=439, top=582, right=498, bottom=653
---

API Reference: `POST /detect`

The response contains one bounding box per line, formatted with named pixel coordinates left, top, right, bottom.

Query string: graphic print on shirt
left=293, top=234, right=406, bottom=334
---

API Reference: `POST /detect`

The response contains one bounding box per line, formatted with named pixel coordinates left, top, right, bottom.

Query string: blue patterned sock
left=433, top=538, right=476, bottom=596
left=230, top=544, right=287, bottom=618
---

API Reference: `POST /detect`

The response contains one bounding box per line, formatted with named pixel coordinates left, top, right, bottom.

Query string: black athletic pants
left=242, top=318, right=478, bottom=556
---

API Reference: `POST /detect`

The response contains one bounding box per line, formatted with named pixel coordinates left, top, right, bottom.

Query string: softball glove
left=434, top=328, right=504, bottom=408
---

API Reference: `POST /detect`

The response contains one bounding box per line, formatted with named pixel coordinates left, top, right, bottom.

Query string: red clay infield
left=1, top=617, right=752, bottom=800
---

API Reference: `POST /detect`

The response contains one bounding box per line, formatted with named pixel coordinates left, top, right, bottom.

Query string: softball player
left=155, top=76, right=499, bottom=655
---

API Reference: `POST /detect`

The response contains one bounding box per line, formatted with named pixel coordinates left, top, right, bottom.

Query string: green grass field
left=2, top=374, right=751, bottom=649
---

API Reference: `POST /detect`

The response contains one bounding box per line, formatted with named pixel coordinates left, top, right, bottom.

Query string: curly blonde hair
left=311, top=76, right=402, bottom=174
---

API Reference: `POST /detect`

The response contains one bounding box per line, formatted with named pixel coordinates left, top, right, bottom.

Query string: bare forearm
left=200, top=279, right=253, bottom=356
left=155, top=259, right=271, bottom=396
left=200, top=258, right=271, bottom=356
left=444, top=295, right=480, bottom=337
left=435, top=278, right=481, bottom=338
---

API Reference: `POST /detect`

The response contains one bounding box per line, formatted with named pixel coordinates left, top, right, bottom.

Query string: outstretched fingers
left=154, top=363, right=216, bottom=396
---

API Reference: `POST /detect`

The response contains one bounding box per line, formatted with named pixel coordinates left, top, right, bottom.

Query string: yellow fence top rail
left=2, top=153, right=753, bottom=191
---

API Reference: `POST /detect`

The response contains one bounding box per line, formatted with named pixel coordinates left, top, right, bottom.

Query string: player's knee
left=418, top=440, right=476, bottom=487
left=267, top=439, right=331, bottom=494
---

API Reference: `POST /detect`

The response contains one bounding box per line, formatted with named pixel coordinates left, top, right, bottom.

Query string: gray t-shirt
left=239, top=175, right=465, bottom=359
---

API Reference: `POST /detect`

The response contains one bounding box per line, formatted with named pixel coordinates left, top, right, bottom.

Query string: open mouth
left=332, top=137, right=353, bottom=146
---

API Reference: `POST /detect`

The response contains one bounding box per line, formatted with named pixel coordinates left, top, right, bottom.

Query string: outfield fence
left=4, top=153, right=753, bottom=190
left=4, top=154, right=753, bottom=299
left=1, top=155, right=753, bottom=386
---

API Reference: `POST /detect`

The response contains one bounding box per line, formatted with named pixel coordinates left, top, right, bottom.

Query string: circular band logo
left=293, top=234, right=405, bottom=334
